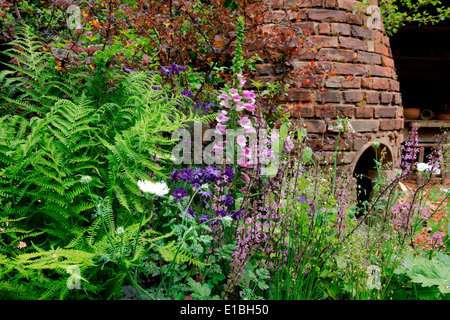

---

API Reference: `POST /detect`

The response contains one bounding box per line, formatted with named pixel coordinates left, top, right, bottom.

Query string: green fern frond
left=157, top=241, right=209, bottom=268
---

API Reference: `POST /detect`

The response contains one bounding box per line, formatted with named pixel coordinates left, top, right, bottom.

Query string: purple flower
left=201, top=199, right=210, bottom=209
left=172, top=187, right=189, bottom=202
left=187, top=207, right=195, bottom=218
left=223, top=195, right=234, bottom=208
left=170, top=169, right=179, bottom=183
left=204, top=166, right=221, bottom=182
left=181, top=89, right=194, bottom=99
left=198, top=215, right=210, bottom=223
left=298, top=196, right=312, bottom=205
left=223, top=167, right=234, bottom=181
left=178, top=168, right=193, bottom=182
left=216, top=210, right=228, bottom=217
left=231, top=209, right=243, bottom=221
left=198, top=189, right=212, bottom=198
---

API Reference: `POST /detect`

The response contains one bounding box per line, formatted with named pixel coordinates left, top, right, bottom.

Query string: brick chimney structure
left=255, top=0, right=404, bottom=180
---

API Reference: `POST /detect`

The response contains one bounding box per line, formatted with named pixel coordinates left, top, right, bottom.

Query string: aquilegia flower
left=172, top=187, right=189, bottom=202
left=137, top=180, right=169, bottom=196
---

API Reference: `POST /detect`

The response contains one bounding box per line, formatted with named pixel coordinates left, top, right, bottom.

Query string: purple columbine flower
left=223, top=167, right=234, bottom=181
left=223, top=194, right=234, bottom=208
left=178, top=168, right=193, bottom=183
left=198, top=189, right=212, bottom=198
left=181, top=89, right=194, bottom=99
left=172, top=187, right=189, bottom=202
left=216, top=210, right=228, bottom=217
left=231, top=209, right=243, bottom=221
left=204, top=166, right=221, bottom=182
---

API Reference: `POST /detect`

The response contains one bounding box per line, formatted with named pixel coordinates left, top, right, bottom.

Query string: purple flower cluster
left=161, top=64, right=186, bottom=78
left=195, top=101, right=214, bottom=113
left=400, top=124, right=419, bottom=172
left=170, top=166, right=242, bottom=223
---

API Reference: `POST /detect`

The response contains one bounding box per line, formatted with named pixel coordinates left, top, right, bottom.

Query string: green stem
left=131, top=209, right=144, bottom=260
left=331, top=129, right=341, bottom=197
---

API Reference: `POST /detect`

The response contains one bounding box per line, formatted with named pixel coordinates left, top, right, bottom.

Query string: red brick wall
left=256, top=0, right=404, bottom=168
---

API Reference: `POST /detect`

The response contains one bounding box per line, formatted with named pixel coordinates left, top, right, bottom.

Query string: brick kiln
left=254, top=0, right=405, bottom=190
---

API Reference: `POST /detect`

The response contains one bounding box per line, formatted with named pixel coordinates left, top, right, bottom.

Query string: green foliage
left=356, top=0, right=450, bottom=35
left=0, top=25, right=211, bottom=299
left=394, top=251, right=450, bottom=298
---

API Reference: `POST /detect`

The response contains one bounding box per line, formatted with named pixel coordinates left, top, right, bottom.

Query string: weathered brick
left=325, top=77, right=342, bottom=88
left=287, top=89, right=312, bottom=101
left=337, top=0, right=357, bottom=11
left=346, top=12, right=363, bottom=25
left=343, top=90, right=363, bottom=103
left=336, top=105, right=355, bottom=118
left=255, top=63, right=273, bottom=75
left=315, top=105, right=338, bottom=118
left=396, top=119, right=404, bottom=130
left=341, top=76, right=361, bottom=88
left=355, top=107, right=374, bottom=118
left=380, top=119, right=396, bottom=130
left=374, top=43, right=389, bottom=56
left=318, top=90, right=342, bottom=103
left=380, top=92, right=393, bottom=104
left=372, top=78, right=390, bottom=90
left=330, top=23, right=351, bottom=35
left=393, top=93, right=402, bottom=105
left=350, top=119, right=379, bottom=132
left=389, top=79, right=400, bottom=91
left=324, top=0, right=336, bottom=8
left=318, top=22, right=331, bottom=34
left=334, top=62, right=367, bottom=75
left=367, top=65, right=392, bottom=77
left=295, top=105, right=314, bottom=118
left=357, top=51, right=382, bottom=65
left=351, top=25, right=373, bottom=39
left=320, top=48, right=355, bottom=62
left=364, top=91, right=379, bottom=104
left=362, top=77, right=390, bottom=90
left=314, top=35, right=339, bottom=47
left=303, top=120, right=326, bottom=133
left=339, top=36, right=368, bottom=51
left=374, top=106, right=396, bottom=118
left=382, top=56, right=395, bottom=68
left=353, top=137, right=369, bottom=150
left=308, top=9, right=348, bottom=23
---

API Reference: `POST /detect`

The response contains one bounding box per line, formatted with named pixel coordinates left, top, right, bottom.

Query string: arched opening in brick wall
left=352, top=141, right=393, bottom=216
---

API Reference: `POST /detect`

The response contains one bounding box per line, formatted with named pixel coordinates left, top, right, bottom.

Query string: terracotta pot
left=404, top=108, right=420, bottom=120
left=437, top=113, right=450, bottom=120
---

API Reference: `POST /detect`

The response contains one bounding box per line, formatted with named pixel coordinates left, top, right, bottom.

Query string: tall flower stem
left=331, top=129, right=341, bottom=197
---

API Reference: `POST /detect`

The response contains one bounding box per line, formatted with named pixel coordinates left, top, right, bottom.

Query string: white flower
left=137, top=180, right=169, bottom=196
left=416, top=162, right=428, bottom=172
left=416, top=162, right=441, bottom=175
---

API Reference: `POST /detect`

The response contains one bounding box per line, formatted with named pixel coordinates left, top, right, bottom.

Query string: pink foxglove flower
left=232, top=94, right=241, bottom=102
left=236, top=135, right=247, bottom=147
left=219, top=99, right=231, bottom=108
left=217, top=91, right=231, bottom=101
left=235, top=101, right=245, bottom=112
left=216, top=110, right=230, bottom=123
left=215, top=123, right=227, bottom=135
left=237, top=72, right=246, bottom=88
left=242, top=90, right=256, bottom=100
left=238, top=117, right=256, bottom=133
left=244, top=103, right=255, bottom=112
left=237, top=157, right=251, bottom=168
left=239, top=147, right=252, bottom=159
left=212, top=143, right=224, bottom=154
